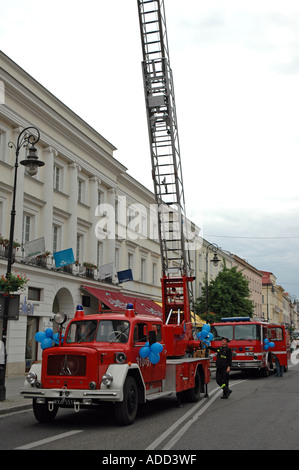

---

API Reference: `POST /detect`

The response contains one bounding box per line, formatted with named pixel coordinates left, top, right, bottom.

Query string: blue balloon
left=144, top=342, right=150, bottom=347
left=207, top=333, right=214, bottom=341
left=149, top=351, right=160, bottom=364
left=41, top=338, right=53, bottom=350
left=52, top=333, right=59, bottom=344
left=35, top=331, right=46, bottom=343
left=202, top=324, right=210, bottom=332
left=151, top=343, right=163, bottom=354
left=264, top=344, right=269, bottom=350
left=264, top=338, right=269, bottom=344
left=269, top=342, right=275, bottom=348
left=201, top=329, right=209, bottom=339
left=139, top=346, right=150, bottom=358
left=53, top=333, right=64, bottom=345
left=45, top=328, right=53, bottom=338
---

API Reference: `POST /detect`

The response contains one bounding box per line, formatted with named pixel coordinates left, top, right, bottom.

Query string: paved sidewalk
left=0, top=375, right=32, bottom=415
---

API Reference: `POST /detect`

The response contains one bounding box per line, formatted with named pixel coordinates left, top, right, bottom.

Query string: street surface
left=1, top=363, right=298, bottom=452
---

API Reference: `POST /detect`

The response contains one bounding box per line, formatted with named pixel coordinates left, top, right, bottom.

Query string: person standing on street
left=208, top=337, right=232, bottom=399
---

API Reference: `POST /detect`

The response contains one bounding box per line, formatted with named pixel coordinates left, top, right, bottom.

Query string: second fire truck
left=209, top=317, right=290, bottom=376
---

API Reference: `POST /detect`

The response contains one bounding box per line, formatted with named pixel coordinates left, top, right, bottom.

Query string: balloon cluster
left=197, top=324, right=214, bottom=348
left=35, top=328, right=64, bottom=350
left=264, top=338, right=275, bottom=350
left=139, top=342, right=163, bottom=364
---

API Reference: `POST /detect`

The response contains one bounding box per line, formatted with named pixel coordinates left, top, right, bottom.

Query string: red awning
left=82, top=285, right=162, bottom=318
left=82, top=286, right=128, bottom=311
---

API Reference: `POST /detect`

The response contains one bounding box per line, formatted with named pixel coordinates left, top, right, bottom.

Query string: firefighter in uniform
left=208, top=337, right=232, bottom=399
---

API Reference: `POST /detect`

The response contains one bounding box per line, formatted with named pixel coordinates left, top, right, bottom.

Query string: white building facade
left=0, top=52, right=166, bottom=376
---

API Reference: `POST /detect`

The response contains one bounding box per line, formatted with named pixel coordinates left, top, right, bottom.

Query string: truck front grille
left=47, top=354, right=87, bottom=376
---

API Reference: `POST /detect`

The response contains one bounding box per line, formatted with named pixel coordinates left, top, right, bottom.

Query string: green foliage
left=0, top=272, right=29, bottom=295
left=195, top=266, right=254, bottom=323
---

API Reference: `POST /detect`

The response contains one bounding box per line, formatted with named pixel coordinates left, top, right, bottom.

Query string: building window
left=28, top=287, right=41, bottom=301
left=76, top=234, right=83, bottom=262
left=152, top=262, right=157, bottom=285
left=141, top=215, right=147, bottom=237
left=198, top=254, right=203, bottom=271
left=128, top=207, right=134, bottom=229
left=53, top=165, right=60, bottom=191
left=97, top=242, right=103, bottom=268
left=78, top=180, right=82, bottom=203
left=141, top=258, right=147, bottom=283
left=115, top=248, right=120, bottom=272
left=128, top=252, right=133, bottom=270
left=23, top=214, right=31, bottom=243
left=53, top=225, right=61, bottom=253
left=78, top=179, right=86, bottom=204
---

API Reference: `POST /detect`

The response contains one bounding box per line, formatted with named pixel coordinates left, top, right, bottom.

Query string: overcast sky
left=1, top=0, right=299, bottom=298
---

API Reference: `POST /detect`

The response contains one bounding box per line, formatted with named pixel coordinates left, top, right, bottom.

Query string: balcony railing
left=0, top=249, right=114, bottom=284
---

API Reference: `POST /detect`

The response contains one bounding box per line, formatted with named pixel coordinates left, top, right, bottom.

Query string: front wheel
left=33, top=399, right=58, bottom=423
left=114, top=376, right=138, bottom=426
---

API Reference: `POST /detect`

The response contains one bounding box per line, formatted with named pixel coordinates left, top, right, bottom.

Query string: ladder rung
left=146, top=50, right=163, bottom=55
left=143, top=10, right=159, bottom=16
left=145, top=40, right=161, bottom=46
left=144, top=29, right=160, bottom=34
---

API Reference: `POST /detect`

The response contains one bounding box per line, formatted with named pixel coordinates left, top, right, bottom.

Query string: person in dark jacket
left=208, top=337, right=232, bottom=399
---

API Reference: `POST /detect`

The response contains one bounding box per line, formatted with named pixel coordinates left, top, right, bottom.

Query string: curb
left=0, top=402, right=32, bottom=416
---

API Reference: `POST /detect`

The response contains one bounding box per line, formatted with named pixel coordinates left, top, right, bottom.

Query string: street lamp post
left=205, top=243, right=220, bottom=317
left=0, top=126, right=44, bottom=401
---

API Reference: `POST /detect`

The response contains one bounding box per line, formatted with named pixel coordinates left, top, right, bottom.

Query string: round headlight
left=26, top=371, right=37, bottom=385
left=102, top=373, right=113, bottom=387
left=54, top=311, right=67, bottom=325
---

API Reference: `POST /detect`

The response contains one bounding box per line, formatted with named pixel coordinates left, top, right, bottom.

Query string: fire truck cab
left=209, top=317, right=290, bottom=377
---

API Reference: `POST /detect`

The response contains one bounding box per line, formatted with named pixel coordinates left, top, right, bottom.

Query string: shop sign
left=19, top=296, right=35, bottom=316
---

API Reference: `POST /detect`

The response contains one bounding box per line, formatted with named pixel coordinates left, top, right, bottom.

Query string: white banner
left=98, top=262, right=116, bottom=280
left=24, top=237, right=45, bottom=259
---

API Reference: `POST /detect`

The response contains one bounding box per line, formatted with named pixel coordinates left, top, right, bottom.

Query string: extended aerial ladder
left=137, top=0, right=196, bottom=335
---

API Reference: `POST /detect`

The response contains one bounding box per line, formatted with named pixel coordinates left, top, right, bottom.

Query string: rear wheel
left=33, top=399, right=58, bottom=423
left=114, top=376, right=138, bottom=426
left=182, top=369, right=201, bottom=402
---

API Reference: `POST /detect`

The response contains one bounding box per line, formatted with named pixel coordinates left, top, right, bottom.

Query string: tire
left=114, top=376, right=138, bottom=426
left=182, top=369, right=201, bottom=402
left=261, top=365, right=270, bottom=377
left=33, top=399, right=58, bottom=423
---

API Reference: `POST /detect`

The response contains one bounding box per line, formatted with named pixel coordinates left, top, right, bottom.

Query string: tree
left=195, top=266, right=254, bottom=323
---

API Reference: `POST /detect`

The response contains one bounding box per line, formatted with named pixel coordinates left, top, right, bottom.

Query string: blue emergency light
left=220, top=317, right=251, bottom=322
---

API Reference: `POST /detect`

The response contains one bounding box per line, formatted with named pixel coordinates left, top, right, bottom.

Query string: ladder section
left=161, top=276, right=193, bottom=325
left=137, top=0, right=192, bottom=284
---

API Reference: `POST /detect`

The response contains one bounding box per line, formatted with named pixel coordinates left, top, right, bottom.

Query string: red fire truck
left=209, top=317, right=290, bottom=377
left=21, top=289, right=210, bottom=426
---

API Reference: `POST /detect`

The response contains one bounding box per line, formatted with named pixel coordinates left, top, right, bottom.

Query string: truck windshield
left=211, top=325, right=233, bottom=341
left=66, top=319, right=130, bottom=344
left=96, top=320, right=130, bottom=343
left=66, top=320, right=98, bottom=344
left=235, top=324, right=260, bottom=340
